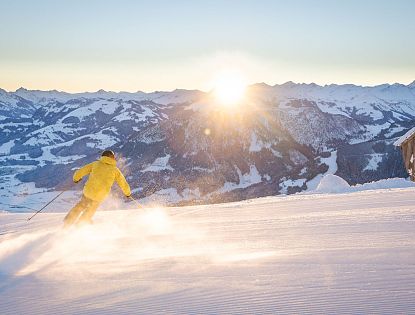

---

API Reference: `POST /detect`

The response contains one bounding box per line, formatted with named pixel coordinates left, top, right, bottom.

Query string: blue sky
left=1, top=0, right=414, bottom=92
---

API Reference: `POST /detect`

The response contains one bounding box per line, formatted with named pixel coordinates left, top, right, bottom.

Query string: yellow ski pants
left=63, top=195, right=100, bottom=227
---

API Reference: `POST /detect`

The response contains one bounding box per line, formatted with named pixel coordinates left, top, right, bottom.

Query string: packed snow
left=306, top=150, right=338, bottom=191
left=316, top=174, right=415, bottom=194
left=1, top=185, right=415, bottom=314
left=316, top=174, right=353, bottom=193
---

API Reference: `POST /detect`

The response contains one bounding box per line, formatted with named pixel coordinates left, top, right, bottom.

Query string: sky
left=0, top=0, right=414, bottom=92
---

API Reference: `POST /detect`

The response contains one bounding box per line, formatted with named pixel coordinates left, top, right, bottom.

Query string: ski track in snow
left=1, top=189, right=415, bottom=314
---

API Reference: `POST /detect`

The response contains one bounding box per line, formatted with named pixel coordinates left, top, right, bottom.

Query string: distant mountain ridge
left=0, top=81, right=414, bottom=207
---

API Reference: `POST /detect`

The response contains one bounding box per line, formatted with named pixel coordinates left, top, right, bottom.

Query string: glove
left=126, top=195, right=131, bottom=199
left=74, top=180, right=80, bottom=184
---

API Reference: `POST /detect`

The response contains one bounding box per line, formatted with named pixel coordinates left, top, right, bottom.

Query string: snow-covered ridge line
left=4, top=81, right=413, bottom=110
left=4, top=80, right=414, bottom=111
left=0, top=87, right=205, bottom=105
left=3, top=79, right=415, bottom=95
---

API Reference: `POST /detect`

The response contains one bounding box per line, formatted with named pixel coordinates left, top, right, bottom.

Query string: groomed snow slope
left=1, top=188, right=415, bottom=314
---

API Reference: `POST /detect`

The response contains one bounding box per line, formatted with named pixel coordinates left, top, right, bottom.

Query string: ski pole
left=27, top=190, right=67, bottom=221
left=128, top=195, right=144, bottom=209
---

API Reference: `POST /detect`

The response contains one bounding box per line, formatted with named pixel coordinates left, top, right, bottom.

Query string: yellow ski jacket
left=73, top=156, right=131, bottom=202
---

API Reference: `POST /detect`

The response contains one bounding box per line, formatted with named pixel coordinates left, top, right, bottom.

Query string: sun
left=213, top=71, right=247, bottom=106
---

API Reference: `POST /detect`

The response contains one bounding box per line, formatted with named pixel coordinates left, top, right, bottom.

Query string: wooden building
left=394, top=127, right=415, bottom=181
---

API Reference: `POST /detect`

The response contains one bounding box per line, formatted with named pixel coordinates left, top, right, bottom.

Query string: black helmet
left=102, top=150, right=116, bottom=159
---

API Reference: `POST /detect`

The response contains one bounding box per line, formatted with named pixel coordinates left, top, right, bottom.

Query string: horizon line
left=2, top=79, right=415, bottom=95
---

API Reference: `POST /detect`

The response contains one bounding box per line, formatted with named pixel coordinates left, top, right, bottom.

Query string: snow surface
left=219, top=165, right=262, bottom=193
left=316, top=174, right=352, bottom=193
left=135, top=187, right=202, bottom=205
left=1, top=187, right=415, bottom=314
left=316, top=174, right=415, bottom=194
left=363, top=153, right=384, bottom=171
left=249, top=132, right=271, bottom=152
left=280, top=178, right=307, bottom=194
left=306, top=150, right=338, bottom=191
left=0, top=140, right=15, bottom=155
left=142, top=155, right=174, bottom=172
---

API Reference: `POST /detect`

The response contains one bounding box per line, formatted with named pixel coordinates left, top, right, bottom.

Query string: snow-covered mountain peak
left=15, top=87, right=29, bottom=93
left=249, top=82, right=271, bottom=89
left=280, top=81, right=296, bottom=87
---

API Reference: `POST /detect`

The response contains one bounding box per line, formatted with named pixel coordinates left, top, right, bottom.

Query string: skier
left=63, top=150, right=131, bottom=227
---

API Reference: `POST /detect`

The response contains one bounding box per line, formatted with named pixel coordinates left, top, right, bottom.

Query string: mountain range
left=1, top=81, right=415, bottom=206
